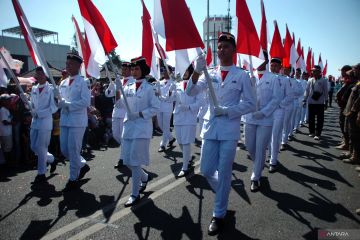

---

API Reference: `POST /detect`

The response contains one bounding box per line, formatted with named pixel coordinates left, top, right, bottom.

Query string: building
left=203, top=16, right=232, bottom=66
left=1, top=26, right=70, bottom=74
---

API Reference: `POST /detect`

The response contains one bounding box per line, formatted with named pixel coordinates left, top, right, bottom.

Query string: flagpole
left=106, top=55, right=132, bottom=114
left=0, top=51, right=32, bottom=110
left=199, top=52, right=219, bottom=108
left=103, top=62, right=113, bottom=84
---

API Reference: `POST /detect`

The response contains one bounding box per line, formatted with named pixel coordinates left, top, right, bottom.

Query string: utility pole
left=227, top=0, right=231, bottom=32
left=207, top=0, right=210, bottom=50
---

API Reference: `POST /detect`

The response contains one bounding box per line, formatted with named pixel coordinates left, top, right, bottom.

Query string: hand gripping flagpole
left=199, top=51, right=219, bottom=108
left=106, top=55, right=132, bottom=114
left=0, top=51, right=32, bottom=111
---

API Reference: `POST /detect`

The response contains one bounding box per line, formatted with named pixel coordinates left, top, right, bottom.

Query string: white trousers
left=179, top=144, right=191, bottom=171
left=128, top=166, right=148, bottom=197
left=60, top=127, right=86, bottom=181
left=269, top=108, right=285, bottom=166
left=30, top=129, right=54, bottom=175
left=200, top=139, right=237, bottom=218
left=197, top=118, right=204, bottom=137
left=157, top=112, right=174, bottom=147
left=112, top=117, right=124, bottom=159
left=293, top=104, right=302, bottom=130
left=300, top=106, right=306, bottom=124
left=281, top=106, right=294, bottom=144
left=245, top=124, right=272, bottom=181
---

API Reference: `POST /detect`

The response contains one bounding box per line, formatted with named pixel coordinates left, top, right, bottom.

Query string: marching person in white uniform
left=26, top=67, right=58, bottom=183
left=301, top=71, right=310, bottom=124
left=293, top=68, right=307, bottom=131
left=187, top=33, right=256, bottom=236
left=173, top=64, right=204, bottom=177
left=268, top=58, right=293, bottom=172
left=121, top=57, right=160, bottom=207
left=105, top=62, right=134, bottom=169
left=58, top=52, right=91, bottom=191
left=243, top=54, right=282, bottom=192
left=156, top=67, right=176, bottom=152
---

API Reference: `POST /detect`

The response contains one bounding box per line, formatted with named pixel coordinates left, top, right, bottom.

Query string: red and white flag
left=283, top=25, right=298, bottom=69
left=323, top=60, right=328, bottom=76
left=235, top=0, right=264, bottom=69
left=141, top=0, right=160, bottom=79
left=295, top=39, right=306, bottom=72
left=311, top=52, right=315, bottom=70
left=259, top=0, right=268, bottom=53
left=318, top=53, right=324, bottom=70
left=206, top=46, right=212, bottom=66
left=153, top=0, right=204, bottom=76
left=77, top=0, right=118, bottom=76
left=12, top=0, right=50, bottom=77
left=269, top=21, right=285, bottom=60
left=0, top=47, right=24, bottom=74
left=306, top=48, right=312, bottom=73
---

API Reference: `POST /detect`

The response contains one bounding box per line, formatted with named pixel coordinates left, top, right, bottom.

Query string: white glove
left=179, top=104, right=190, bottom=112
left=115, top=77, right=122, bottom=91
left=58, top=99, right=69, bottom=111
left=114, top=99, right=122, bottom=108
left=31, top=110, right=38, bottom=119
left=19, top=93, right=28, bottom=103
left=214, top=106, right=228, bottom=116
left=252, top=111, right=265, bottom=120
left=128, top=112, right=140, bottom=120
left=194, top=55, right=206, bottom=74
left=53, top=88, right=60, bottom=99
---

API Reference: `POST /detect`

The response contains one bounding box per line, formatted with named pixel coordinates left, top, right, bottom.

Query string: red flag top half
left=270, top=21, right=285, bottom=59
left=72, top=16, right=89, bottom=73
left=323, top=60, right=328, bottom=76
left=141, top=0, right=154, bottom=68
left=158, top=0, right=204, bottom=51
left=283, top=25, right=293, bottom=68
left=206, top=46, right=212, bottom=66
left=259, top=0, right=267, bottom=52
left=236, top=0, right=261, bottom=57
left=306, top=48, right=312, bottom=73
left=78, top=0, right=118, bottom=54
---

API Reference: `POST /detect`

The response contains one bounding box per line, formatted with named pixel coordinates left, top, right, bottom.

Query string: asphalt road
left=0, top=106, right=359, bottom=240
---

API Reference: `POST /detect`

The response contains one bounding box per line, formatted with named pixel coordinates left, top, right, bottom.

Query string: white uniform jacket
left=30, top=82, right=58, bottom=130
left=173, top=80, right=204, bottom=126
left=279, top=75, right=295, bottom=110
left=122, top=79, right=160, bottom=139
left=158, top=79, right=176, bottom=113
left=243, top=71, right=282, bottom=126
left=59, top=74, right=91, bottom=127
left=105, top=77, right=135, bottom=118
left=187, top=65, right=256, bottom=140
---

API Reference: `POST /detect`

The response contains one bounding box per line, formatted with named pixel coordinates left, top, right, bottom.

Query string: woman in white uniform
left=121, top=57, right=160, bottom=207
left=173, top=65, right=204, bottom=177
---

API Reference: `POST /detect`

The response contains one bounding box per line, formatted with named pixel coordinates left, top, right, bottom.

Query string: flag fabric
left=269, top=21, right=285, bottom=59
left=0, top=47, right=24, bottom=74
left=77, top=0, right=118, bottom=55
left=311, top=52, right=315, bottom=70
left=141, top=0, right=160, bottom=79
left=153, top=0, right=204, bottom=76
left=206, top=46, right=212, bottom=66
left=283, top=25, right=297, bottom=68
left=259, top=0, right=268, bottom=52
left=235, top=0, right=264, bottom=69
left=72, top=16, right=95, bottom=78
left=12, top=0, right=50, bottom=76
left=295, top=39, right=306, bottom=72
left=318, top=53, right=324, bottom=70
left=306, top=47, right=312, bottom=73
left=323, top=60, right=327, bottom=76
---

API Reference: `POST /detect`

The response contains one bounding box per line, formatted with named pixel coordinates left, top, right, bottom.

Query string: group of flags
left=2, top=0, right=329, bottom=86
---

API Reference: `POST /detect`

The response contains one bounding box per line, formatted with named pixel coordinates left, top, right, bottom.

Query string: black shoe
left=250, top=180, right=260, bottom=192
left=78, top=164, right=90, bottom=180
left=269, top=164, right=278, bottom=173
left=265, top=158, right=270, bottom=163
left=139, top=176, right=151, bottom=193
left=31, top=174, right=47, bottom=184
left=114, top=159, right=123, bottom=169
left=208, top=217, right=224, bottom=236
left=49, top=161, right=57, bottom=173
left=177, top=170, right=189, bottom=178
left=167, top=138, right=176, bottom=147
left=124, top=195, right=140, bottom=207
left=158, top=146, right=166, bottom=152
left=63, top=180, right=78, bottom=192
left=280, top=144, right=287, bottom=151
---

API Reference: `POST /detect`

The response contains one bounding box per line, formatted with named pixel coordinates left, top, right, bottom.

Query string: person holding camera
left=303, top=65, right=328, bottom=140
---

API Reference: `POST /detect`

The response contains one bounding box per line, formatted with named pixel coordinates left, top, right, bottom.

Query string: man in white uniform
left=28, top=67, right=58, bottom=183
left=121, top=57, right=160, bottom=207
left=58, top=52, right=91, bottom=191
left=243, top=54, right=282, bottom=191
left=293, top=68, right=307, bottom=132
left=173, top=64, right=204, bottom=177
left=105, top=62, right=134, bottom=169
left=157, top=67, right=176, bottom=152
left=187, top=32, right=256, bottom=235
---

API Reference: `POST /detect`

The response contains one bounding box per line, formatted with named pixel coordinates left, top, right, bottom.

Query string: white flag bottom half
left=166, top=47, right=203, bottom=77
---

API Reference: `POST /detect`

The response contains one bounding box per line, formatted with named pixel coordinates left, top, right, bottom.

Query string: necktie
left=136, top=82, right=141, bottom=91
left=123, top=79, right=128, bottom=86
left=38, top=87, right=44, bottom=93
left=183, top=81, right=187, bottom=90
left=221, top=71, right=229, bottom=82
left=69, top=79, right=74, bottom=86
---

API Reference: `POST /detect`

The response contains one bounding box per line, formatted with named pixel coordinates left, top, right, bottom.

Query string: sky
left=1, top=0, right=359, bottom=77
